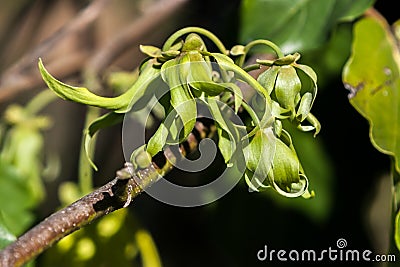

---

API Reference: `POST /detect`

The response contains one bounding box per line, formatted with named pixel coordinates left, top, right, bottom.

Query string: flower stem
left=237, top=39, right=284, bottom=67
left=162, top=27, right=228, bottom=54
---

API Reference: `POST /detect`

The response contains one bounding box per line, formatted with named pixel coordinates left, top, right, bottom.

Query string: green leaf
left=240, top=0, right=374, bottom=53
left=343, top=15, right=400, bottom=173
left=39, top=59, right=160, bottom=113
left=333, top=0, right=376, bottom=22
left=0, top=211, right=16, bottom=249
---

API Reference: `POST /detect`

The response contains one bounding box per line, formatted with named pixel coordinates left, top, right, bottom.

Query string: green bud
left=273, top=52, right=300, bottom=66
left=275, top=65, right=301, bottom=117
left=230, top=45, right=246, bottom=56
left=161, top=50, right=181, bottom=58
left=257, top=53, right=319, bottom=131
left=244, top=127, right=275, bottom=188
left=169, top=40, right=184, bottom=51
left=182, top=33, right=204, bottom=51
left=269, top=137, right=299, bottom=186
left=130, top=145, right=152, bottom=170
left=243, top=125, right=309, bottom=197
left=140, top=45, right=162, bottom=58
left=267, top=137, right=309, bottom=197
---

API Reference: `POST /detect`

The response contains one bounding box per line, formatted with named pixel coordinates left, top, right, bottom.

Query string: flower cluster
left=39, top=27, right=320, bottom=198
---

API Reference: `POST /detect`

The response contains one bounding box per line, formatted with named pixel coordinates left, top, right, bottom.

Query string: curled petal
left=39, top=59, right=160, bottom=113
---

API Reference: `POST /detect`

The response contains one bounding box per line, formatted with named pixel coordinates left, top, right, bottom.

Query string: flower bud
left=130, top=145, right=152, bottom=170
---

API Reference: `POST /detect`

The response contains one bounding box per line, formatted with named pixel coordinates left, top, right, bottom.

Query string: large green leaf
left=343, top=14, right=400, bottom=253
left=343, top=15, right=400, bottom=173
left=240, top=0, right=374, bottom=53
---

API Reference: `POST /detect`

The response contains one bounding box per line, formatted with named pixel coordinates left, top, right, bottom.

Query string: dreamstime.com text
left=257, top=238, right=396, bottom=263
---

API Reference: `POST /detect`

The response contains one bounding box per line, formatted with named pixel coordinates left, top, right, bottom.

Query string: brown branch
left=0, top=162, right=161, bottom=267
left=0, top=50, right=89, bottom=101
left=0, top=0, right=109, bottom=102
left=0, top=122, right=210, bottom=267
left=0, top=0, right=189, bottom=102
left=86, top=0, right=189, bottom=73
left=0, top=177, right=122, bottom=266
left=0, top=170, right=147, bottom=267
left=3, top=0, right=109, bottom=77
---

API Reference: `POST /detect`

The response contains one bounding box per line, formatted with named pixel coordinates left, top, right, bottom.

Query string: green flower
left=244, top=125, right=310, bottom=198
left=257, top=53, right=320, bottom=135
